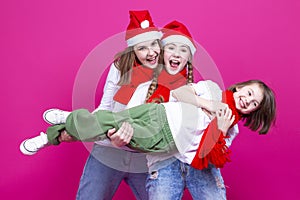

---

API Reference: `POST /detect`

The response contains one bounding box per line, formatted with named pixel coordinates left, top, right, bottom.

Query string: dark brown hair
left=228, top=80, right=276, bottom=134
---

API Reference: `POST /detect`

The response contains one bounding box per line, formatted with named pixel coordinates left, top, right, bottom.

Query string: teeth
left=240, top=98, right=245, bottom=108
left=170, top=60, right=180, bottom=64
left=170, top=60, right=180, bottom=67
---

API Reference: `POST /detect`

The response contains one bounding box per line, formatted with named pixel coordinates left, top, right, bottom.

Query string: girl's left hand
left=59, top=130, right=76, bottom=142
left=216, top=107, right=235, bottom=135
left=107, top=122, right=133, bottom=147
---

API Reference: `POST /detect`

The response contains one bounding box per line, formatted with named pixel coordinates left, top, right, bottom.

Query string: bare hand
left=58, top=130, right=76, bottom=142
left=107, top=122, right=133, bottom=147
left=172, top=85, right=198, bottom=106
left=205, top=101, right=229, bottom=114
left=216, top=107, right=235, bottom=135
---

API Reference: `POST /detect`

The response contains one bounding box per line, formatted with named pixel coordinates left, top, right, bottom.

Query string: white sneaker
left=20, top=132, right=49, bottom=155
left=43, top=108, right=71, bottom=125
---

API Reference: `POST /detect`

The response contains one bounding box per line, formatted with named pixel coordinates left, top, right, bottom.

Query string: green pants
left=46, top=103, right=176, bottom=153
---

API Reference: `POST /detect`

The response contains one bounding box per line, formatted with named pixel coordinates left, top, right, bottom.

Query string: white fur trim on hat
left=127, top=31, right=163, bottom=47
left=161, top=35, right=196, bottom=55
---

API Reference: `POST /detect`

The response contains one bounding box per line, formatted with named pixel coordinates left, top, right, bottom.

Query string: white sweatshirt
left=127, top=80, right=239, bottom=167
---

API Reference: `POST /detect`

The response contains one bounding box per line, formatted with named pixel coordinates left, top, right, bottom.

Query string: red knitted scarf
left=191, top=90, right=242, bottom=169
left=113, top=64, right=153, bottom=105
left=146, top=68, right=187, bottom=103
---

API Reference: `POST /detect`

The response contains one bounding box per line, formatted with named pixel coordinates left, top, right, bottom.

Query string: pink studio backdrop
left=1, top=0, right=299, bottom=199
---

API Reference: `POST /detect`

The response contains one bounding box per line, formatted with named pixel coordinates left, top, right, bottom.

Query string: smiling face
left=233, top=83, right=264, bottom=114
left=163, top=42, right=191, bottom=75
left=133, top=39, right=161, bottom=69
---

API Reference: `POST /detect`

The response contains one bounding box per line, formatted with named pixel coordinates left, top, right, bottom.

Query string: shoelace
left=54, top=111, right=66, bottom=124
left=25, top=136, right=45, bottom=152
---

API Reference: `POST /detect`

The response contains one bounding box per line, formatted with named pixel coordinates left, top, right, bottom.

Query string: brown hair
left=113, top=39, right=163, bottom=85
left=228, top=80, right=276, bottom=134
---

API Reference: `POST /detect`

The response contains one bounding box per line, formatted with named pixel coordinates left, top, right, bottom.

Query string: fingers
left=59, top=131, right=75, bottom=142
left=230, top=115, right=235, bottom=125
left=215, top=102, right=229, bottom=113
left=217, top=106, right=232, bottom=119
left=122, top=122, right=133, bottom=142
left=109, top=122, right=134, bottom=147
left=107, top=128, right=117, bottom=138
left=224, top=107, right=232, bottom=119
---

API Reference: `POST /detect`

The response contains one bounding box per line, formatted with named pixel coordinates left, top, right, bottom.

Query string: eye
left=253, top=102, right=257, bottom=107
left=180, top=48, right=187, bottom=53
left=248, top=91, right=252, bottom=96
left=151, top=40, right=158, bottom=46
left=137, top=46, right=146, bottom=51
left=166, top=46, right=175, bottom=51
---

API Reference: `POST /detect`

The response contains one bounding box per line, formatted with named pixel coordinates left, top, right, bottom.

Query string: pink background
left=1, top=0, right=299, bottom=199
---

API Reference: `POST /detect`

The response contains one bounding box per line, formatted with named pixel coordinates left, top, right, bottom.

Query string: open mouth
left=169, top=60, right=180, bottom=69
left=147, top=56, right=157, bottom=65
left=239, top=98, right=246, bottom=109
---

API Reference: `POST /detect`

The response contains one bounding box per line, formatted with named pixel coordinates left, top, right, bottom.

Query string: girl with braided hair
left=20, top=79, right=276, bottom=171
left=20, top=18, right=199, bottom=199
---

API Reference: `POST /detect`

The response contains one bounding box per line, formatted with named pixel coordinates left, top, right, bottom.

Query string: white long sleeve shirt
left=93, top=63, right=133, bottom=150
left=127, top=80, right=239, bottom=168
left=93, top=65, right=239, bottom=164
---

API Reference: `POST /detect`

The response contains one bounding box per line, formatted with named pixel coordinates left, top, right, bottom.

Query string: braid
left=145, top=63, right=193, bottom=103
left=186, top=62, right=194, bottom=84
left=145, top=65, right=162, bottom=102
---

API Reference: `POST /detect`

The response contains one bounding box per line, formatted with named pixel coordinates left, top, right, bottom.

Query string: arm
left=92, top=63, right=131, bottom=146
left=93, top=63, right=120, bottom=112
left=172, top=84, right=228, bottom=114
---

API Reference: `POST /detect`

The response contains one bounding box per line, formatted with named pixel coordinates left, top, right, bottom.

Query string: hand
left=58, top=130, right=76, bottom=142
left=172, top=85, right=198, bottom=106
left=205, top=101, right=229, bottom=114
left=216, top=107, right=235, bottom=135
left=107, top=122, right=133, bottom=147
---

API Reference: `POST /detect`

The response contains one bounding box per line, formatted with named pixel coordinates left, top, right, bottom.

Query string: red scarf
left=191, top=90, right=242, bottom=169
left=113, top=64, right=153, bottom=105
left=146, top=68, right=187, bottom=103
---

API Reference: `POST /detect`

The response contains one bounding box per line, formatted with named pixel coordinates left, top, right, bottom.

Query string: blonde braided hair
left=145, top=61, right=194, bottom=103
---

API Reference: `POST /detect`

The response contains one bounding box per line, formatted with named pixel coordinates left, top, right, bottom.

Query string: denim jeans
left=76, top=144, right=148, bottom=200
left=146, top=159, right=226, bottom=200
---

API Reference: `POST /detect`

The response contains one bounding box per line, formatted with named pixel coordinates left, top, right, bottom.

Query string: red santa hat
left=161, top=21, right=196, bottom=55
left=126, top=10, right=163, bottom=47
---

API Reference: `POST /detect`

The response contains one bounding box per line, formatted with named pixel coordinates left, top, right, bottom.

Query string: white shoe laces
left=24, top=132, right=48, bottom=152
left=53, top=111, right=67, bottom=124
left=44, top=109, right=69, bottom=125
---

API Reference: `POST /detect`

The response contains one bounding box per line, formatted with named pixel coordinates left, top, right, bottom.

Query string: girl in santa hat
left=44, top=10, right=163, bottom=200
left=73, top=10, right=163, bottom=200
left=127, top=21, right=237, bottom=199
left=20, top=18, right=196, bottom=199
left=124, top=20, right=238, bottom=199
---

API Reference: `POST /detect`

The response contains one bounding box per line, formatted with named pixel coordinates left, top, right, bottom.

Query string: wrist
left=218, top=127, right=228, bottom=135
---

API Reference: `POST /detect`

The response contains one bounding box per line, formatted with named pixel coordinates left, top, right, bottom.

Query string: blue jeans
left=76, top=144, right=148, bottom=200
left=146, top=159, right=226, bottom=200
